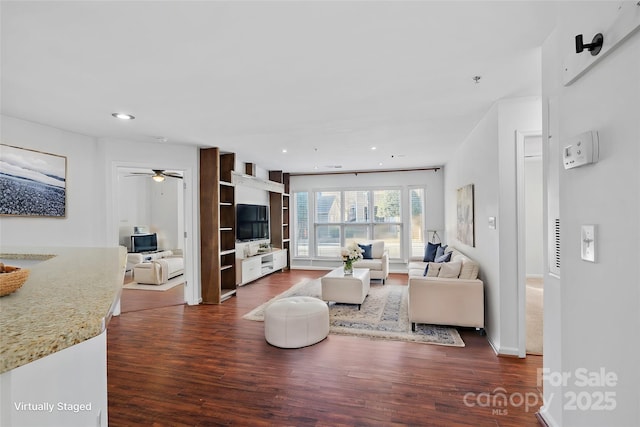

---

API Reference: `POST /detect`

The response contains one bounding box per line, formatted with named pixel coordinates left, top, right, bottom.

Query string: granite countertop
left=0, top=246, right=126, bottom=374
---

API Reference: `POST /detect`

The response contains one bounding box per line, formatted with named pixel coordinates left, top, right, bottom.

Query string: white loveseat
left=131, top=250, right=184, bottom=285
left=351, top=240, right=389, bottom=283
left=407, top=247, right=484, bottom=331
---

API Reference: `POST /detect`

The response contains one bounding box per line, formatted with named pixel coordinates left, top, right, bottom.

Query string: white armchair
left=351, top=240, right=389, bottom=283
left=131, top=251, right=184, bottom=285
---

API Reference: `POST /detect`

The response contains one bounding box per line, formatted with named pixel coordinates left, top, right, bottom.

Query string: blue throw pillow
left=435, top=251, right=452, bottom=263
left=435, top=244, right=448, bottom=259
left=358, top=243, right=373, bottom=259
left=423, top=242, right=440, bottom=262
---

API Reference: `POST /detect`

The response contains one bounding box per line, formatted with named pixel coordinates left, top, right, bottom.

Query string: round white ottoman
left=264, top=296, right=329, bottom=348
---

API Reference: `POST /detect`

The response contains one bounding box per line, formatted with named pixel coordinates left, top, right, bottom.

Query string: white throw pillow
left=438, top=261, right=462, bottom=278
left=426, top=262, right=441, bottom=277
left=458, top=259, right=480, bottom=280
left=369, top=240, right=385, bottom=259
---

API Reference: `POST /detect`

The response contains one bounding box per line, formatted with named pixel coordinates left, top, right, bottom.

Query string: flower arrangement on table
left=341, top=242, right=364, bottom=275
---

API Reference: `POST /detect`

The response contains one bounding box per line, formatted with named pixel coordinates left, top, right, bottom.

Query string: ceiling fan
left=127, top=169, right=183, bottom=182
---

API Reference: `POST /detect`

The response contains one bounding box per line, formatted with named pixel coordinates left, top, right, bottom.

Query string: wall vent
left=554, top=218, right=561, bottom=268
left=550, top=218, right=561, bottom=275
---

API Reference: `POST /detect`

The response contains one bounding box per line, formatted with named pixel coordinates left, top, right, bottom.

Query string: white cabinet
left=273, top=249, right=287, bottom=271
left=241, top=256, right=261, bottom=284
left=0, top=331, right=107, bottom=427
left=237, top=249, right=288, bottom=285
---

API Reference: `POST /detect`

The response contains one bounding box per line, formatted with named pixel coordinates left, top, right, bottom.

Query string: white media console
left=236, top=248, right=288, bottom=286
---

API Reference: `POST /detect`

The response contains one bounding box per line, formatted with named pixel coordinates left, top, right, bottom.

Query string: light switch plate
left=581, top=225, right=596, bottom=262
left=488, top=217, right=496, bottom=229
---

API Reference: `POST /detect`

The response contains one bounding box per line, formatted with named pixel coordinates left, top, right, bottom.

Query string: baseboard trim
left=499, top=346, right=520, bottom=357
left=535, top=412, right=550, bottom=427
left=535, top=407, right=560, bottom=427
left=488, top=337, right=499, bottom=355
left=487, top=337, right=521, bottom=357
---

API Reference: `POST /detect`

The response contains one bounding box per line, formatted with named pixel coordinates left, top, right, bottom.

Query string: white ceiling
left=1, top=1, right=557, bottom=174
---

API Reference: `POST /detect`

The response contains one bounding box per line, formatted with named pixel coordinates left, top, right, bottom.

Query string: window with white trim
left=293, top=192, right=309, bottom=257
left=409, top=187, right=426, bottom=258
left=293, top=188, right=405, bottom=259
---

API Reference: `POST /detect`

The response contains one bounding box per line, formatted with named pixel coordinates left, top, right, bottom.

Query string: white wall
left=117, top=175, right=150, bottom=247
left=0, top=115, right=105, bottom=246
left=540, top=2, right=640, bottom=426
left=233, top=159, right=272, bottom=256
left=444, top=96, right=541, bottom=355
left=496, top=97, right=543, bottom=356
left=444, top=103, right=501, bottom=346
left=149, top=177, right=183, bottom=251
left=101, top=137, right=200, bottom=304
left=117, top=173, right=186, bottom=251
left=234, top=160, right=270, bottom=206
left=525, top=155, right=543, bottom=276
left=100, top=137, right=198, bottom=244
left=0, top=116, right=202, bottom=304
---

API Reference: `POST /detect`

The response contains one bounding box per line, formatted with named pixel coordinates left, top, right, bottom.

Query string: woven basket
left=0, top=268, right=30, bottom=297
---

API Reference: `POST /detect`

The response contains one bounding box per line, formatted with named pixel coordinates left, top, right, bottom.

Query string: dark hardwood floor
left=121, top=273, right=185, bottom=313
left=109, top=270, right=542, bottom=426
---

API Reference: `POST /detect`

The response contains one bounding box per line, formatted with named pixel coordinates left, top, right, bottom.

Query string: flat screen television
left=236, top=204, right=269, bottom=242
left=131, top=233, right=158, bottom=253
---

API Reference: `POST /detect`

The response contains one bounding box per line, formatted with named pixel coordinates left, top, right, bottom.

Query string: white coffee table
left=321, top=268, right=370, bottom=310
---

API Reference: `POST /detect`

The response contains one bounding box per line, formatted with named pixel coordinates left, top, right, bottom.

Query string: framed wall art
left=456, top=183, right=474, bottom=247
left=0, top=144, right=67, bottom=217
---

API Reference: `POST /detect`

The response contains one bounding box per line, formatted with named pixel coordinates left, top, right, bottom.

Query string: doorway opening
left=117, top=166, right=188, bottom=313
left=517, top=132, right=544, bottom=357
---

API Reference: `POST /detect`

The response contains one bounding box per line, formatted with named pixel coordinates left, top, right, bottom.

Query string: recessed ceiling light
left=371, top=146, right=377, bottom=150
left=112, top=112, right=135, bottom=120
left=378, top=162, right=383, bottom=166
left=282, top=149, right=288, bottom=153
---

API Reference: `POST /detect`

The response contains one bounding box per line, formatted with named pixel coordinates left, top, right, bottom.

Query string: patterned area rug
left=243, top=279, right=464, bottom=347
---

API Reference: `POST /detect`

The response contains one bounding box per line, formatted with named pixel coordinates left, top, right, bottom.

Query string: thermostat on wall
left=563, top=131, right=599, bottom=170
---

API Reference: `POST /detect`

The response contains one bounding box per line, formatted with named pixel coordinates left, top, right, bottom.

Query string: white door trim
left=515, top=130, right=542, bottom=358
left=108, top=161, right=200, bottom=306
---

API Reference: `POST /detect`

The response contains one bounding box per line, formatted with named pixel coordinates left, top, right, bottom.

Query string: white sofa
left=407, top=247, right=484, bottom=332
left=132, top=250, right=184, bottom=285
left=351, top=240, right=389, bottom=283
left=126, top=250, right=170, bottom=272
